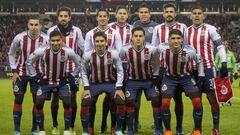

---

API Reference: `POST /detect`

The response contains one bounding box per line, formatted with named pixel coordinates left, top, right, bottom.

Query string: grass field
left=0, top=79, right=240, bottom=135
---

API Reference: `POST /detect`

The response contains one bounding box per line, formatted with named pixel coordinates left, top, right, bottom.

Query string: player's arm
left=191, top=50, right=204, bottom=77
left=113, top=50, right=125, bottom=100
left=114, top=31, right=123, bottom=52
left=81, top=52, right=91, bottom=90
left=151, top=26, right=159, bottom=46
left=84, top=31, right=93, bottom=52
left=214, top=52, right=221, bottom=71
left=76, top=28, right=85, bottom=56
left=27, top=47, right=46, bottom=77
left=151, top=47, right=160, bottom=76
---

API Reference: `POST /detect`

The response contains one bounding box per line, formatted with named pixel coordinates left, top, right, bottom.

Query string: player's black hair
left=28, top=15, right=40, bottom=21
left=131, top=26, right=145, bottom=36
left=96, top=8, right=110, bottom=17
left=116, top=5, right=129, bottom=13
left=169, top=29, right=183, bottom=37
left=163, top=3, right=177, bottom=12
left=93, top=31, right=107, bottom=41
left=57, top=6, right=71, bottom=17
left=49, top=30, right=62, bottom=38
left=138, top=3, right=151, bottom=12
left=191, top=4, right=205, bottom=12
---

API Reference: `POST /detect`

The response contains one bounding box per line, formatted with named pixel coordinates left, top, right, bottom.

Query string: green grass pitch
left=0, top=79, right=240, bottom=135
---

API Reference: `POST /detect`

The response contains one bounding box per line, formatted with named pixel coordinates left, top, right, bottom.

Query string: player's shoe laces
left=63, top=130, right=70, bottom=135
left=30, top=131, right=38, bottom=135
left=14, top=131, right=21, bottom=135
left=211, top=128, right=220, bottom=135
left=128, top=130, right=134, bottom=135
left=164, top=130, right=172, bottom=135
left=115, top=131, right=123, bottom=135
left=153, top=130, right=163, bottom=135
left=39, top=131, right=46, bottom=135
left=70, top=128, right=76, bottom=135
left=52, top=127, right=60, bottom=135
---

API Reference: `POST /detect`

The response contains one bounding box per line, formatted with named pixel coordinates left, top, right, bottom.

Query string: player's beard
left=165, top=16, right=174, bottom=23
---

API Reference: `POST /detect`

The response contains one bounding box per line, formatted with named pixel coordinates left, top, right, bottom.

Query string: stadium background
left=0, top=0, right=239, bottom=134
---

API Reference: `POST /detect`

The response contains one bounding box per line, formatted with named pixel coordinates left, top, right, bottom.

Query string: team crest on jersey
left=148, top=27, right=154, bottom=33
left=37, top=88, right=42, bottom=96
left=221, top=85, right=228, bottom=95
left=69, top=31, right=73, bottom=38
left=181, top=55, right=187, bottom=62
left=125, top=90, right=131, bottom=98
left=60, top=56, right=65, bottom=62
left=108, top=34, right=112, bottom=39
left=200, top=29, right=205, bottom=36
left=144, top=54, right=150, bottom=60
left=107, top=58, right=113, bottom=64
left=14, top=84, right=19, bottom=92
left=161, top=84, right=167, bottom=91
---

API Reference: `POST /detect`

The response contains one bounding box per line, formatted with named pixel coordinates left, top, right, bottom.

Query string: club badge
left=60, top=56, right=65, bottom=62
left=161, top=84, right=167, bottom=91
left=107, top=58, right=113, bottom=64
left=144, top=54, right=150, bottom=60
left=148, top=27, right=154, bottom=33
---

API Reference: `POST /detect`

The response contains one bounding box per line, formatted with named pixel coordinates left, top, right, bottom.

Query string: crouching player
left=80, top=31, right=125, bottom=135
left=120, top=26, right=162, bottom=135
left=27, top=30, right=81, bottom=135
left=159, top=29, right=204, bottom=135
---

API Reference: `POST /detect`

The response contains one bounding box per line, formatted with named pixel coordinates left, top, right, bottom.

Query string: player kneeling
left=27, top=30, right=81, bottom=135
left=159, top=29, right=204, bottom=135
left=80, top=31, right=125, bottom=135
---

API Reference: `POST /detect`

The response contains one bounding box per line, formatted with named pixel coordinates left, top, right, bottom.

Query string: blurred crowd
left=0, top=14, right=239, bottom=64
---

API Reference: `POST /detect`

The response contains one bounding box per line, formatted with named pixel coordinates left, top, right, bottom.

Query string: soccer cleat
left=14, top=131, right=21, bottom=135
left=99, top=124, right=107, bottom=133
left=52, top=127, right=60, bottom=135
left=39, top=131, right=46, bottom=135
left=82, top=133, right=89, bottom=135
left=70, top=128, right=76, bottom=135
left=115, top=131, right=124, bottom=135
left=111, top=128, right=116, bottom=135
left=30, top=131, right=38, bottom=135
left=211, top=129, right=220, bottom=135
left=128, top=130, right=134, bottom=135
left=187, top=130, right=201, bottom=135
left=176, top=131, right=184, bottom=135
left=63, top=130, right=70, bottom=135
left=164, top=130, right=172, bottom=135
left=134, top=122, right=141, bottom=133
left=153, top=130, right=163, bottom=135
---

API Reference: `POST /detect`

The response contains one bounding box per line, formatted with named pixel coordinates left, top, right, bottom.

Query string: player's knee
left=114, top=96, right=125, bottom=106
left=161, top=98, right=171, bottom=110
left=35, top=99, right=44, bottom=109
left=81, top=97, right=92, bottom=107
left=192, top=97, right=203, bottom=110
left=125, top=99, right=135, bottom=113
left=62, top=97, right=71, bottom=108
left=14, top=94, right=24, bottom=104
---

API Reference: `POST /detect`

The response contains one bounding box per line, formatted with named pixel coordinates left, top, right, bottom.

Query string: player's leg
left=70, top=90, right=77, bottom=134
left=100, top=94, right=110, bottom=133
left=109, top=96, right=117, bottom=133
left=12, top=77, right=28, bottom=134
left=89, top=98, right=97, bottom=135
left=125, top=80, right=138, bottom=135
left=114, top=95, right=125, bottom=135
left=51, top=91, right=60, bottom=135
left=59, top=84, right=72, bottom=134
left=173, top=87, right=184, bottom=135
left=80, top=95, right=92, bottom=134
left=134, top=90, right=142, bottom=133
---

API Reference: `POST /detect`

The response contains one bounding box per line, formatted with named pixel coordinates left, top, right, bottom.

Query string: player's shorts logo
left=14, top=85, right=19, bottom=92
left=161, top=84, right=167, bottom=91
left=148, top=27, right=154, bottom=33
left=221, top=85, right=228, bottom=95
left=37, top=88, right=42, bottom=96
left=125, top=90, right=131, bottom=98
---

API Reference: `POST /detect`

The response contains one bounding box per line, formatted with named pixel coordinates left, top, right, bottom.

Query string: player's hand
left=114, top=89, right=125, bottom=100
left=82, top=90, right=91, bottom=99
left=234, top=73, right=238, bottom=80
left=12, top=72, right=20, bottom=84
left=220, top=62, right=228, bottom=78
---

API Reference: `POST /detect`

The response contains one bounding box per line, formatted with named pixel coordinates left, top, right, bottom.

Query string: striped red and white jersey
left=84, top=26, right=122, bottom=52
left=152, top=22, right=187, bottom=46
left=47, top=25, right=84, bottom=73
left=27, top=46, right=81, bottom=85
left=185, top=23, right=226, bottom=69
left=8, top=31, right=48, bottom=76
left=159, top=45, right=204, bottom=77
left=81, top=48, right=123, bottom=88
left=120, top=43, right=160, bottom=80
left=109, top=22, right=132, bottom=46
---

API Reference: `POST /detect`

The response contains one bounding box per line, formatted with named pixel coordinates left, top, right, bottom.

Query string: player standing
left=47, top=6, right=85, bottom=135
left=8, top=15, right=48, bottom=135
